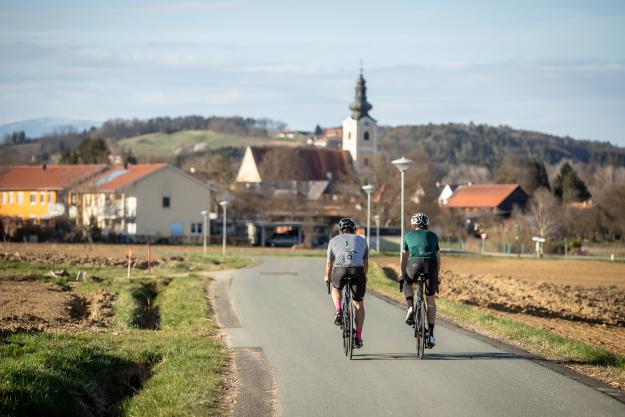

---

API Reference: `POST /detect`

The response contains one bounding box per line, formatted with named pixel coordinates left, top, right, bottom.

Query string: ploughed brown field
left=376, top=255, right=625, bottom=356
left=0, top=277, right=114, bottom=333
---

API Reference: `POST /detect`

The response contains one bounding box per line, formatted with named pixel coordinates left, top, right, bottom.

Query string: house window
left=40, top=192, right=46, bottom=204
left=348, top=132, right=351, bottom=140
left=9, top=192, right=14, bottom=204
left=49, top=192, right=54, bottom=203
left=17, top=192, right=24, bottom=205
left=30, top=192, right=37, bottom=205
left=364, top=131, right=370, bottom=141
left=162, top=196, right=170, bottom=208
left=1, top=192, right=6, bottom=205
left=191, top=222, right=203, bottom=235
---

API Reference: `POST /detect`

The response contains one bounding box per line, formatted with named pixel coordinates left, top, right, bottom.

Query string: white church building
left=342, top=69, right=378, bottom=170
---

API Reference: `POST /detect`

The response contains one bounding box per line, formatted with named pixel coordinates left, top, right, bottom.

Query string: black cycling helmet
left=410, top=212, right=429, bottom=228
left=338, top=218, right=356, bottom=233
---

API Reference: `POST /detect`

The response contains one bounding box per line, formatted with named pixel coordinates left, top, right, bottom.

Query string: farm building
left=445, top=184, right=528, bottom=216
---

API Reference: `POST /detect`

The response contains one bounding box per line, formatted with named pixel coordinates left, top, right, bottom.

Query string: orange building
left=0, top=164, right=106, bottom=221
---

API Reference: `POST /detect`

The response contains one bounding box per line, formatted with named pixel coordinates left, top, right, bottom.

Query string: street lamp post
left=374, top=214, right=380, bottom=253
left=391, top=157, right=414, bottom=256
left=200, top=210, right=208, bottom=256
left=219, top=201, right=230, bottom=256
left=361, top=184, right=375, bottom=247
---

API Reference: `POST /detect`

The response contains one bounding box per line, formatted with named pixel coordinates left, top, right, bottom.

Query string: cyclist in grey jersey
left=323, top=218, right=369, bottom=348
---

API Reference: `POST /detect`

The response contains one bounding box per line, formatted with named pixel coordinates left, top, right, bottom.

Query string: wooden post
left=127, top=246, right=132, bottom=279
left=147, top=243, right=152, bottom=273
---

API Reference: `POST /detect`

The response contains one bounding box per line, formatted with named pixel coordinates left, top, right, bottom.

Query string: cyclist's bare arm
left=324, top=259, right=334, bottom=282
left=399, top=250, right=409, bottom=280
left=363, top=259, right=369, bottom=276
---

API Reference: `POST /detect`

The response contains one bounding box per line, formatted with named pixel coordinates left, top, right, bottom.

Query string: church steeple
left=349, top=68, right=373, bottom=120
left=342, top=66, right=378, bottom=171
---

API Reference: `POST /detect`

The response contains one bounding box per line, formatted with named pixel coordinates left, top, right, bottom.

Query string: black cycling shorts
left=331, top=267, right=366, bottom=302
left=405, top=257, right=439, bottom=296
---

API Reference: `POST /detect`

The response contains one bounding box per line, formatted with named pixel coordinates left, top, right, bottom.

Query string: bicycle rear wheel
left=342, top=297, right=350, bottom=356
left=417, top=302, right=426, bottom=359
left=348, top=303, right=354, bottom=360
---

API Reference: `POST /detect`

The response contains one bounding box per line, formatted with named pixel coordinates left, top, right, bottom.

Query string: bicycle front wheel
left=342, top=298, right=350, bottom=356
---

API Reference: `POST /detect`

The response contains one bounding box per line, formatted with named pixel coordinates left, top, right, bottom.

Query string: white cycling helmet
left=338, top=218, right=357, bottom=232
left=410, top=212, right=429, bottom=228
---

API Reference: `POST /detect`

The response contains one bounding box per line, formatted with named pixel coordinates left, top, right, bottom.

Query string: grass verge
left=367, top=262, right=625, bottom=370
left=0, top=255, right=244, bottom=417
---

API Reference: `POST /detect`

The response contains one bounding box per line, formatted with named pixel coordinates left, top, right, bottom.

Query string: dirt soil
left=0, top=251, right=168, bottom=270
left=377, top=255, right=625, bottom=356
left=0, top=279, right=115, bottom=333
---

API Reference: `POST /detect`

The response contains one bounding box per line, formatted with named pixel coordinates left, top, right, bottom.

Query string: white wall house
left=437, top=184, right=460, bottom=206
left=79, top=163, right=213, bottom=240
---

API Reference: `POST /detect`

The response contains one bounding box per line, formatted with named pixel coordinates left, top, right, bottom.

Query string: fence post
left=127, top=246, right=132, bottom=279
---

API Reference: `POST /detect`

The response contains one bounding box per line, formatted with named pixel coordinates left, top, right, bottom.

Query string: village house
left=445, top=184, right=529, bottom=216
left=235, top=145, right=352, bottom=199
left=76, top=163, right=213, bottom=241
left=0, top=164, right=106, bottom=221
left=437, top=183, right=462, bottom=205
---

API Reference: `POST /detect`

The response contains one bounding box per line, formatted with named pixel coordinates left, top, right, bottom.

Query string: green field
left=0, top=255, right=250, bottom=417
left=116, top=130, right=272, bottom=160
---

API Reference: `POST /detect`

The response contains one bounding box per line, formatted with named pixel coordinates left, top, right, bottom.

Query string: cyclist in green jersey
left=398, top=212, right=441, bottom=347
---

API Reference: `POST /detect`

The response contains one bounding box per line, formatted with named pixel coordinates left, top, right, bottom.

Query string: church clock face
left=364, top=120, right=369, bottom=127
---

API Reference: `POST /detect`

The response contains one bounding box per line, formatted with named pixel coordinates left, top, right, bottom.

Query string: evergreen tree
left=553, top=163, right=591, bottom=202
left=494, top=155, right=550, bottom=194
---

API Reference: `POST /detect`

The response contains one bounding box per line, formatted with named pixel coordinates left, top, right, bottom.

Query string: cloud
left=96, top=1, right=246, bottom=15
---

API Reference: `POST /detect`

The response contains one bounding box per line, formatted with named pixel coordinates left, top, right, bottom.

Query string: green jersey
left=403, top=229, right=439, bottom=259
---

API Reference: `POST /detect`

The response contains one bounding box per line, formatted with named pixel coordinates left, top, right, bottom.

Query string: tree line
left=97, top=115, right=284, bottom=140
left=381, top=123, right=625, bottom=168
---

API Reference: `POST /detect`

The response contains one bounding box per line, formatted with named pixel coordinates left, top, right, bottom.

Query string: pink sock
left=335, top=301, right=342, bottom=312
left=356, top=328, right=363, bottom=339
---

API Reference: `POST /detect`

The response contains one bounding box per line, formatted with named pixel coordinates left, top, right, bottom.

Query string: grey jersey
left=326, top=233, right=369, bottom=267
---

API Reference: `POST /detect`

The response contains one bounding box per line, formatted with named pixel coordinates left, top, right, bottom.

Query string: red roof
left=90, top=164, right=167, bottom=191
left=446, top=184, right=521, bottom=208
left=250, top=146, right=350, bottom=181
left=0, top=164, right=106, bottom=191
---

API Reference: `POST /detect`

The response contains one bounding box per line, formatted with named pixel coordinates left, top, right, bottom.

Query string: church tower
left=342, top=68, right=378, bottom=170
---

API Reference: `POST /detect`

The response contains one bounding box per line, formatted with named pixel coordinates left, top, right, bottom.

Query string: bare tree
left=529, top=188, right=561, bottom=239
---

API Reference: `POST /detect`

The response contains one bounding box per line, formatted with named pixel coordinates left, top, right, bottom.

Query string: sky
left=1, top=0, right=624, bottom=145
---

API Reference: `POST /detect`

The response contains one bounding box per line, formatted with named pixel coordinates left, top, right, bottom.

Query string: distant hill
left=380, top=123, right=625, bottom=168
left=0, top=118, right=101, bottom=139
left=115, top=130, right=275, bottom=160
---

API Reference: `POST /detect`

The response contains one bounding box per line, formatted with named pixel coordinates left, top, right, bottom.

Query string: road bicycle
left=327, top=278, right=355, bottom=360
left=400, top=272, right=431, bottom=359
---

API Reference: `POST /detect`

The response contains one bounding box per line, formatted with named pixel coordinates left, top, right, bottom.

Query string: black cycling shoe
left=353, top=337, right=363, bottom=349
left=334, top=311, right=343, bottom=326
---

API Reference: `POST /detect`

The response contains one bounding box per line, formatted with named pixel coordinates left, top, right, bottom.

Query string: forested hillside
left=3, top=116, right=625, bottom=169
left=380, top=123, right=625, bottom=168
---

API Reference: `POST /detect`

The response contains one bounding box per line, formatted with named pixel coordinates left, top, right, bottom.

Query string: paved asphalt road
left=220, top=257, right=625, bottom=417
